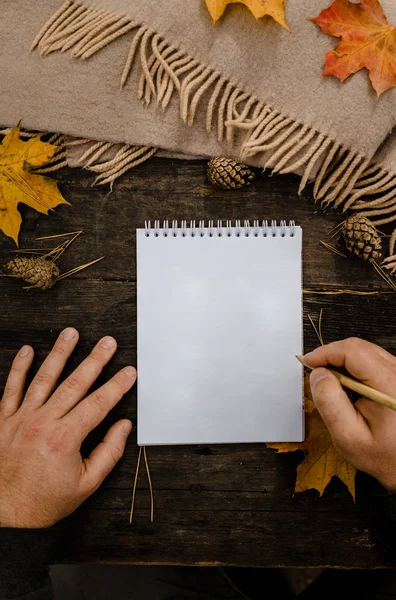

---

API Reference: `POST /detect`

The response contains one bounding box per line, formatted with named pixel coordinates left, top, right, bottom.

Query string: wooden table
left=1, top=159, right=395, bottom=568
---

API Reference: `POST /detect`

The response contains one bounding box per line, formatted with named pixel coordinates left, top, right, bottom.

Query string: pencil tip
left=295, top=354, right=304, bottom=364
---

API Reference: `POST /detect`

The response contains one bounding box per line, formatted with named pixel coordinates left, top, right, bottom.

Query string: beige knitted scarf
left=2, top=0, right=396, bottom=253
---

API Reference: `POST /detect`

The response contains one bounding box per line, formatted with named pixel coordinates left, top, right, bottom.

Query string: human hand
left=304, top=338, right=396, bottom=492
left=0, top=328, right=136, bottom=529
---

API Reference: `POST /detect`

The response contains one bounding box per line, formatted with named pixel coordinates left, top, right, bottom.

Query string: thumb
left=310, top=368, right=369, bottom=445
left=82, top=419, right=132, bottom=494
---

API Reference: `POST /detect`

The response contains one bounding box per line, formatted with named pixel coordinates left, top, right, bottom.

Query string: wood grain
left=1, top=160, right=396, bottom=567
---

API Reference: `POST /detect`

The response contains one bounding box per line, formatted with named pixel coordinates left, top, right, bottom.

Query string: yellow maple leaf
left=204, top=0, right=290, bottom=31
left=0, top=125, right=69, bottom=246
left=267, top=374, right=356, bottom=499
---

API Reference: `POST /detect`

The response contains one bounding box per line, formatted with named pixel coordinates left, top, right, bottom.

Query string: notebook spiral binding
left=144, top=220, right=296, bottom=238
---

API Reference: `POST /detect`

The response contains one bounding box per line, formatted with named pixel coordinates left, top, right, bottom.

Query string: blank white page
left=137, top=221, right=303, bottom=445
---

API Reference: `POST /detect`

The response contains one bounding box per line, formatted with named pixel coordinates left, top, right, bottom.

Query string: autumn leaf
left=312, top=0, right=396, bottom=97
left=267, top=374, right=356, bottom=499
left=0, top=125, right=69, bottom=246
left=204, top=0, right=290, bottom=31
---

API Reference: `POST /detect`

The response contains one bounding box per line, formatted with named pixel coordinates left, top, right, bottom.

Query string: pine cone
left=6, top=257, right=60, bottom=289
left=342, top=216, right=382, bottom=262
left=207, top=157, right=255, bottom=190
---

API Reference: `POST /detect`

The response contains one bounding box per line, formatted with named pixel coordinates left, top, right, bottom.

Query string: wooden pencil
left=296, top=354, right=396, bottom=412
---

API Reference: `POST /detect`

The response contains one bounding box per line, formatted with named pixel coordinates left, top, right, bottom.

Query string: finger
left=65, top=366, right=136, bottom=439
left=310, top=368, right=371, bottom=448
left=304, top=338, right=396, bottom=395
left=47, top=336, right=118, bottom=417
left=354, top=397, right=377, bottom=422
left=354, top=396, right=395, bottom=426
left=371, top=344, right=396, bottom=368
left=340, top=340, right=396, bottom=369
left=81, top=419, right=132, bottom=494
left=24, top=328, right=79, bottom=409
left=0, top=346, right=34, bottom=417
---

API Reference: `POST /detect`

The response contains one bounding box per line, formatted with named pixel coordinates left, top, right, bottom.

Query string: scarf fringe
left=69, top=139, right=158, bottom=186
left=0, top=128, right=67, bottom=173
left=32, top=0, right=396, bottom=255
left=0, top=125, right=156, bottom=185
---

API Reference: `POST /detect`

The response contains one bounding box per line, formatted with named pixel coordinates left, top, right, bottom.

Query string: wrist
left=0, top=499, right=53, bottom=529
left=0, top=496, right=21, bottom=528
left=375, top=475, right=396, bottom=494
left=381, top=482, right=396, bottom=494
left=0, top=513, right=33, bottom=529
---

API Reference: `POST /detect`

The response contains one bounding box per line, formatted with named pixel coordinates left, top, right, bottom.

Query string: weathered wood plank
left=0, top=162, right=388, bottom=289
left=1, top=161, right=396, bottom=567
left=63, top=504, right=392, bottom=568
left=84, top=486, right=360, bottom=513
left=0, top=282, right=395, bottom=351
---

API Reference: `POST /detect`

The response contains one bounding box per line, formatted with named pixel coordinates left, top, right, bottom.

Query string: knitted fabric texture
left=1, top=0, right=396, bottom=249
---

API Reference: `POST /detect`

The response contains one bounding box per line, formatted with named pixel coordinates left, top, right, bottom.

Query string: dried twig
left=36, top=231, right=81, bottom=240
left=320, top=240, right=347, bottom=258
left=326, top=216, right=394, bottom=291
left=129, top=447, right=142, bottom=525
left=48, top=231, right=82, bottom=262
left=303, top=289, right=388, bottom=296
left=307, top=311, right=324, bottom=346
left=329, top=214, right=357, bottom=239
left=6, top=167, right=51, bottom=211
left=143, top=447, right=154, bottom=524
left=129, top=446, right=154, bottom=525
left=13, top=248, right=57, bottom=254
left=373, top=261, right=396, bottom=292
left=318, top=308, right=324, bottom=346
left=56, top=256, right=104, bottom=280
left=2, top=231, right=103, bottom=290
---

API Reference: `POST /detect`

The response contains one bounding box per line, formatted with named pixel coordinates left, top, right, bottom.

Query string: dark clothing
left=1, top=493, right=396, bottom=600
left=0, top=525, right=60, bottom=600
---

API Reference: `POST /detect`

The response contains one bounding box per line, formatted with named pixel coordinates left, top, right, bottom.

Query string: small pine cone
left=207, top=157, right=255, bottom=190
left=6, top=257, right=60, bottom=289
left=342, top=216, right=382, bottom=262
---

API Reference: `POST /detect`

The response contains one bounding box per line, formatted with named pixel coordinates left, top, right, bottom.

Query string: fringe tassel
left=0, top=128, right=68, bottom=174
left=75, top=140, right=114, bottom=166
left=383, top=229, right=396, bottom=271
left=33, top=148, right=68, bottom=174
left=0, top=128, right=63, bottom=145
left=298, top=136, right=330, bottom=192
left=91, top=146, right=157, bottom=187
left=69, top=138, right=158, bottom=186
left=390, top=229, right=396, bottom=256
left=33, top=1, right=396, bottom=225
left=0, top=124, right=157, bottom=186
left=353, top=166, right=384, bottom=188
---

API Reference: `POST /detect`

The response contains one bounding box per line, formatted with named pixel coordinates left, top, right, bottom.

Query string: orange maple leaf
left=312, top=0, right=396, bottom=97
left=267, top=374, right=356, bottom=499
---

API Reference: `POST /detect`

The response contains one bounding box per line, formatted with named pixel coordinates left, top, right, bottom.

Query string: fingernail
left=101, top=336, right=116, bottom=349
left=310, top=368, right=328, bottom=390
left=62, top=328, right=77, bottom=340
left=124, top=366, right=136, bottom=378
left=19, top=345, right=30, bottom=357
left=123, top=421, right=132, bottom=435
left=303, top=351, right=313, bottom=361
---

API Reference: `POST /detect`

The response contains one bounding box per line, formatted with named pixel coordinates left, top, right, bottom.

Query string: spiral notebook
left=137, top=220, right=303, bottom=446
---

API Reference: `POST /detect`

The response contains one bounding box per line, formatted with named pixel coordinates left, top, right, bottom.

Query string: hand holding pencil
left=297, top=355, right=396, bottom=412
left=302, top=338, right=396, bottom=493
